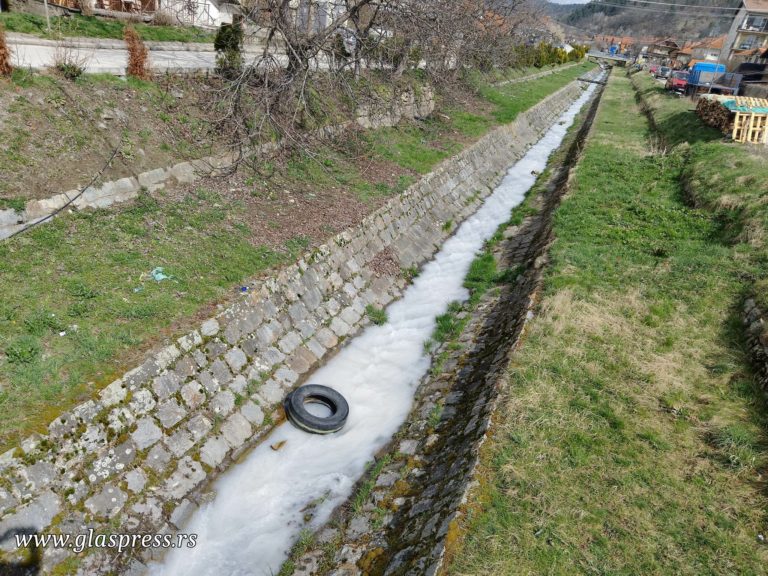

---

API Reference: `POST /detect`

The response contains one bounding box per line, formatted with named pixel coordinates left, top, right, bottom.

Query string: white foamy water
left=152, top=80, right=598, bottom=576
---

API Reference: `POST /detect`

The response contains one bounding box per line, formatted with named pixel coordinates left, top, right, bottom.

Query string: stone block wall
left=744, top=299, right=768, bottom=392
left=0, top=70, right=600, bottom=575
left=286, top=70, right=606, bottom=576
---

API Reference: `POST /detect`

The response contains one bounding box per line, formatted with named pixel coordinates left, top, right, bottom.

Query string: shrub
left=125, top=26, right=150, bottom=80
left=214, top=20, right=244, bottom=77
left=152, top=10, right=176, bottom=27
left=0, top=24, right=12, bottom=78
left=53, top=45, right=87, bottom=80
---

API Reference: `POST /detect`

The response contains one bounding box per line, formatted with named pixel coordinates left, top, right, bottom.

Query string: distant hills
left=541, top=0, right=742, bottom=40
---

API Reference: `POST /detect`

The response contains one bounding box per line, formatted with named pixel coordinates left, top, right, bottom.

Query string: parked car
left=666, top=70, right=689, bottom=93
left=655, top=66, right=672, bottom=79
left=649, top=64, right=659, bottom=75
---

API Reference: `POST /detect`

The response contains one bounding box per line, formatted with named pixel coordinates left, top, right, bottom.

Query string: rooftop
left=744, top=0, right=768, bottom=14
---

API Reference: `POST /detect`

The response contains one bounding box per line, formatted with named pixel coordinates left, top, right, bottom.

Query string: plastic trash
left=151, top=267, right=172, bottom=282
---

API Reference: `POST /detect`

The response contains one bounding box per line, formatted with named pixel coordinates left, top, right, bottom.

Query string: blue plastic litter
left=151, top=267, right=172, bottom=282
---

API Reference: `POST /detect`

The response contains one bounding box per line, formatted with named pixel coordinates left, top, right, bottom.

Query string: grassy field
left=0, top=12, right=214, bottom=42
left=0, top=191, right=309, bottom=446
left=631, top=72, right=768, bottom=312
left=450, top=73, right=768, bottom=575
left=0, top=62, right=594, bottom=448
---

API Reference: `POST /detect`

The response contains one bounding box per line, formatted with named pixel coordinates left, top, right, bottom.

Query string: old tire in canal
left=283, top=385, right=349, bottom=435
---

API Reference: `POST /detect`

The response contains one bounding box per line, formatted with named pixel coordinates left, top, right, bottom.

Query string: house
left=672, top=41, right=695, bottom=67
left=724, top=0, right=768, bottom=67
left=691, top=35, right=726, bottom=60
left=155, top=0, right=240, bottom=27
left=591, top=34, right=637, bottom=53
left=646, top=38, right=680, bottom=63
left=672, top=36, right=725, bottom=68
left=45, top=0, right=240, bottom=27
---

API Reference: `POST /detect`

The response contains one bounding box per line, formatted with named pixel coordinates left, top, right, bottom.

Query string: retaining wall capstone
left=0, top=68, right=600, bottom=576
left=0, top=86, right=435, bottom=242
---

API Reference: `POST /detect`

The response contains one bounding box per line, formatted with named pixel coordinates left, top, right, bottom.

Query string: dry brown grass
left=450, top=74, right=768, bottom=576
left=125, top=25, right=150, bottom=80
left=0, top=24, right=13, bottom=78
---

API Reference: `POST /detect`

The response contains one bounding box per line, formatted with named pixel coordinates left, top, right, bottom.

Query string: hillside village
left=1, top=1, right=768, bottom=576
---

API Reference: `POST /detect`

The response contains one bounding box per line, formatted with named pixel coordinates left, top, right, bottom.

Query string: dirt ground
left=0, top=72, right=219, bottom=203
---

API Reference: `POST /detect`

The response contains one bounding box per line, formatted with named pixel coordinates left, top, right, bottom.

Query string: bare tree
left=203, top=0, right=539, bottom=173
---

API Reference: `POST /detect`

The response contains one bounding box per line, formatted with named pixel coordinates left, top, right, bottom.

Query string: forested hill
left=542, top=0, right=742, bottom=40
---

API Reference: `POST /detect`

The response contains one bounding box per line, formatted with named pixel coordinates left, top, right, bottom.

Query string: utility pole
left=44, top=0, right=52, bottom=33
left=704, top=3, right=743, bottom=95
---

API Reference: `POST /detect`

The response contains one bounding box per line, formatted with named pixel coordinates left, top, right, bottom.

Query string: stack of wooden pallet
left=730, top=97, right=768, bottom=144
left=697, top=94, right=768, bottom=144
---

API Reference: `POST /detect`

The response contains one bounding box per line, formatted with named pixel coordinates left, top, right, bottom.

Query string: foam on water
left=153, top=80, right=599, bottom=576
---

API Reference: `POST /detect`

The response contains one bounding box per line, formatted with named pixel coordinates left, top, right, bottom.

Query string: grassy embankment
left=0, top=73, right=213, bottom=203
left=0, top=62, right=594, bottom=449
left=631, top=71, right=768, bottom=312
left=450, top=73, right=768, bottom=574
left=0, top=12, right=214, bottom=42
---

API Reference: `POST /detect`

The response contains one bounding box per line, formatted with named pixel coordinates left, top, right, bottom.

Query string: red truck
left=665, top=70, right=690, bottom=93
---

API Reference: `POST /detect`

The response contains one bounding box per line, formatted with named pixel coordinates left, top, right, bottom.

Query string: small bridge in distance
left=587, top=51, right=631, bottom=67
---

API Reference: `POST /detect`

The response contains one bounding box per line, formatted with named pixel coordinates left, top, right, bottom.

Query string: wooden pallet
left=733, top=96, right=768, bottom=109
left=733, top=111, right=768, bottom=144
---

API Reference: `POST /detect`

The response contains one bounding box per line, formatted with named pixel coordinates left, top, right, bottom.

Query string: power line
left=588, top=0, right=741, bottom=11
left=590, top=0, right=738, bottom=17
left=7, top=147, right=121, bottom=241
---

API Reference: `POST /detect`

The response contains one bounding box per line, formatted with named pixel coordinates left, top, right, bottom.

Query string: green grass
left=631, top=72, right=721, bottom=147
left=465, top=63, right=577, bottom=86
left=351, top=455, right=392, bottom=513
left=365, top=304, right=388, bottom=326
left=283, top=147, right=411, bottom=204
left=478, top=62, right=595, bottom=124
left=0, top=12, right=214, bottom=43
left=0, top=190, right=306, bottom=448
left=365, top=62, right=596, bottom=174
left=630, top=72, right=768, bottom=313
left=450, top=74, right=768, bottom=575
left=365, top=122, right=460, bottom=174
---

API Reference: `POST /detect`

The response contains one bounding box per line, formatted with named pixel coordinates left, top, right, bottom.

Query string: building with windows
left=725, top=0, right=768, bottom=67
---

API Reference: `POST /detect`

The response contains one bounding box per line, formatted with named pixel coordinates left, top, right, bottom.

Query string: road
left=10, top=41, right=218, bottom=74
left=6, top=33, right=288, bottom=74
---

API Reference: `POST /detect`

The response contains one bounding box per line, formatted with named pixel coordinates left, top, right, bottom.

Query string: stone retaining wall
left=286, top=72, right=606, bottom=576
left=0, top=87, right=435, bottom=242
left=0, top=68, right=600, bottom=576
left=744, top=299, right=768, bottom=392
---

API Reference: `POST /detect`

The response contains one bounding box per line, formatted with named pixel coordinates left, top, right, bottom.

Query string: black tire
left=283, top=385, right=349, bottom=435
